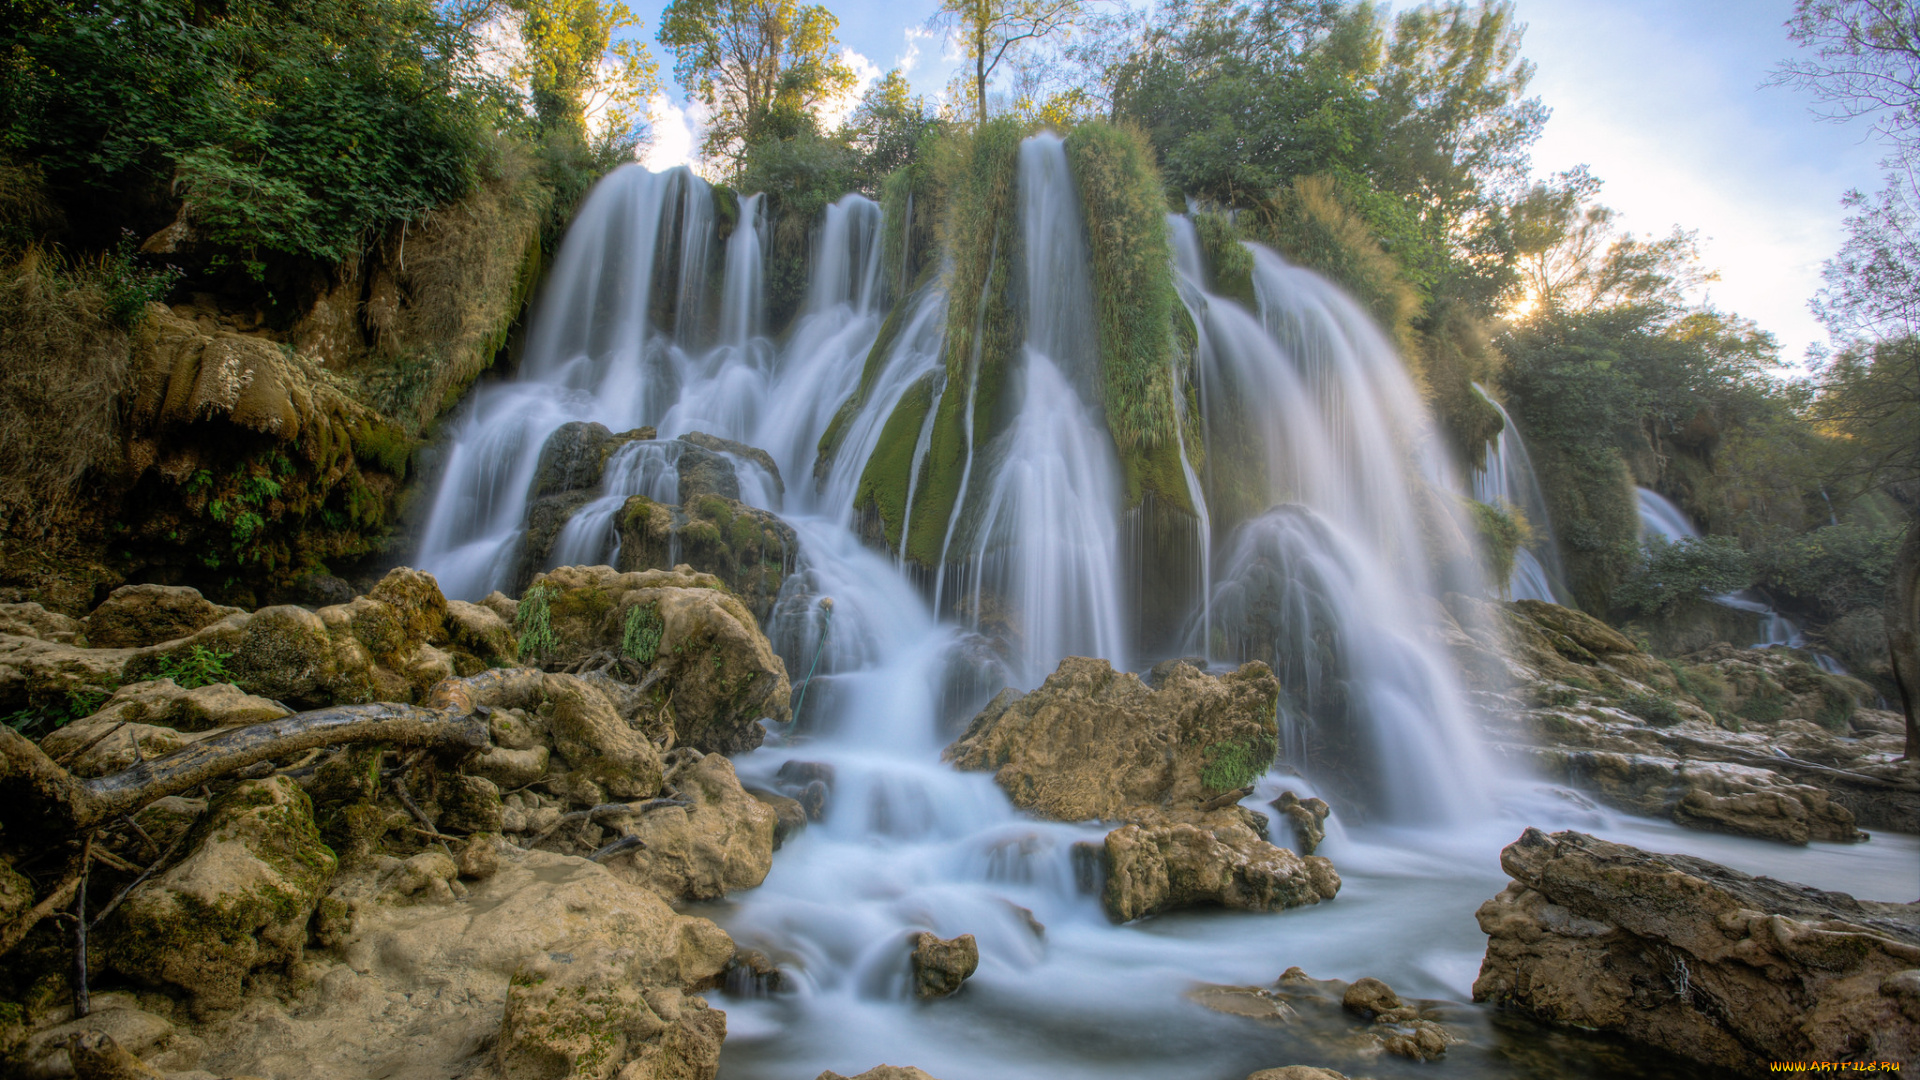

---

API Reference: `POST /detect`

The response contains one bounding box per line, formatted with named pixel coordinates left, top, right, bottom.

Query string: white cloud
left=816, top=48, right=883, bottom=131
left=897, top=26, right=934, bottom=74
left=644, top=94, right=699, bottom=172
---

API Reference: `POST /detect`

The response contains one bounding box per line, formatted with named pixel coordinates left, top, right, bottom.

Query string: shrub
left=621, top=603, right=663, bottom=664
left=516, top=584, right=559, bottom=661
left=1615, top=535, right=1753, bottom=617
left=156, top=645, right=236, bottom=689
left=1621, top=692, right=1680, bottom=726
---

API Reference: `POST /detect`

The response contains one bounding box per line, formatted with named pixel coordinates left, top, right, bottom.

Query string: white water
left=1472, top=389, right=1569, bottom=604
left=411, top=153, right=1903, bottom=1079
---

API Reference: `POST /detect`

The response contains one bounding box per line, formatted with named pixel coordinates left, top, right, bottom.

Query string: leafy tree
left=1774, top=0, right=1920, bottom=173
left=934, top=0, right=1085, bottom=120
left=657, top=0, right=857, bottom=175
left=513, top=0, right=660, bottom=145
left=841, top=69, right=941, bottom=186
left=1509, top=168, right=1718, bottom=316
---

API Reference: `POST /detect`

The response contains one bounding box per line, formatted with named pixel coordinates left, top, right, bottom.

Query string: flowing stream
left=414, top=149, right=1907, bottom=1078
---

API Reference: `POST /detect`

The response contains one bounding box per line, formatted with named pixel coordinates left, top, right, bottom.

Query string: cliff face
left=0, top=152, right=546, bottom=613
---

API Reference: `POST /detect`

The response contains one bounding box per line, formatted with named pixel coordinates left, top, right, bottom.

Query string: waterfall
left=1471, top=387, right=1569, bottom=603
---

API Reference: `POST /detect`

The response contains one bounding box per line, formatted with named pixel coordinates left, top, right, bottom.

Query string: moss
left=1467, top=498, right=1531, bottom=590
left=621, top=602, right=663, bottom=663
left=1194, top=211, right=1254, bottom=308
left=1200, top=736, right=1273, bottom=792
left=515, top=583, right=557, bottom=661
left=1065, top=122, right=1183, bottom=466
left=854, top=371, right=937, bottom=549
left=350, top=418, right=415, bottom=476
left=1621, top=692, right=1681, bottom=726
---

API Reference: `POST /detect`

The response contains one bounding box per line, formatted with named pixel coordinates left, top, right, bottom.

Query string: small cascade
left=546, top=441, right=682, bottom=568
left=1470, top=386, right=1570, bottom=603
left=942, top=134, right=1130, bottom=683
left=1636, top=486, right=1700, bottom=543
left=1177, top=230, right=1492, bottom=821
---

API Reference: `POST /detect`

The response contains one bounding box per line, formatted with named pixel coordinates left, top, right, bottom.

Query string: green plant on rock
left=156, top=645, right=236, bottom=689
left=1620, top=692, right=1680, bottom=727
left=621, top=602, right=663, bottom=664
left=1201, top=738, right=1269, bottom=792
left=516, top=584, right=559, bottom=661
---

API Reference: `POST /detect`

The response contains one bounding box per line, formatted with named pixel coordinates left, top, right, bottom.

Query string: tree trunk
left=1891, top=512, right=1920, bottom=759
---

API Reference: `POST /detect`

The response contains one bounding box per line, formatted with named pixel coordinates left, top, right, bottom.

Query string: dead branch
left=588, top=835, right=645, bottom=862
left=1, top=674, right=499, bottom=838
left=0, top=844, right=86, bottom=957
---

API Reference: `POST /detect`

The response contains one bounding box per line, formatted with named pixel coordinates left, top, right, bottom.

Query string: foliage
left=516, top=583, right=560, bottom=661
left=4, top=685, right=114, bottom=739
left=1467, top=498, right=1529, bottom=590
left=935, top=0, right=1085, bottom=120
left=658, top=0, right=856, bottom=176
left=1, top=0, right=509, bottom=269
left=156, top=645, right=237, bottom=689
left=1810, top=334, right=1920, bottom=500
left=1508, top=167, right=1718, bottom=317
left=1774, top=0, right=1920, bottom=174
left=1619, top=691, right=1680, bottom=727
left=514, top=0, right=659, bottom=142
left=842, top=71, right=942, bottom=191
left=621, top=602, right=664, bottom=662
left=1755, top=522, right=1906, bottom=618
left=1615, top=535, right=1754, bottom=617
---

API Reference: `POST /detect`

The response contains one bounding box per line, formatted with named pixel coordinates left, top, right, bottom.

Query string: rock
left=944, top=656, right=1281, bottom=822
left=674, top=445, right=740, bottom=503
left=438, top=774, right=505, bottom=834
left=459, top=835, right=504, bottom=880
left=286, top=570, right=357, bottom=608
left=444, top=599, right=517, bottom=671
left=64, top=1031, right=167, bottom=1080
left=817, top=1068, right=943, bottom=1080
left=107, top=776, right=337, bottom=1017
left=616, top=494, right=797, bottom=624
left=611, top=753, right=777, bottom=902
left=1246, top=1069, right=1349, bottom=1080
left=1472, top=828, right=1920, bottom=1071
left=771, top=760, right=835, bottom=821
left=533, top=421, right=616, bottom=498
left=1340, top=977, right=1400, bottom=1017
left=496, top=934, right=726, bottom=1080
left=0, top=857, right=33, bottom=925
left=1270, top=791, right=1330, bottom=856
left=908, top=932, right=978, bottom=999
left=85, top=585, right=244, bottom=648
left=1101, top=814, right=1340, bottom=922
left=519, top=565, right=791, bottom=754
left=20, top=1002, right=174, bottom=1080
left=470, top=742, right=552, bottom=791
left=40, top=719, right=197, bottom=777
left=680, top=431, right=784, bottom=503
left=469, top=669, right=662, bottom=800
left=0, top=602, right=84, bottom=643
left=746, top=788, right=806, bottom=849
left=82, top=679, right=290, bottom=732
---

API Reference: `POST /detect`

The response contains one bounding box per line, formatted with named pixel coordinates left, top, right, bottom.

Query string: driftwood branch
left=0, top=844, right=87, bottom=956
left=527, top=798, right=690, bottom=848
left=1, top=674, right=499, bottom=838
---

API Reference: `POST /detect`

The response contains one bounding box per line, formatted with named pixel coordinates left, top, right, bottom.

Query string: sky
left=629, top=0, right=1892, bottom=365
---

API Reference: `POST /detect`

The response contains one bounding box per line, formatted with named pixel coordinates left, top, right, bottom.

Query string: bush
left=1615, top=535, right=1753, bottom=616
left=1754, top=522, right=1903, bottom=619
left=156, top=645, right=236, bottom=689
left=621, top=602, right=663, bottom=663
left=516, top=584, right=559, bottom=661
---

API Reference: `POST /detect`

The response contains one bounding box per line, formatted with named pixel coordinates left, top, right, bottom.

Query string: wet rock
left=1270, top=791, right=1330, bottom=856
left=444, top=599, right=517, bottom=671
left=533, top=420, right=616, bottom=498
left=1147, top=656, right=1210, bottom=687
left=616, top=493, right=797, bottom=624
left=1473, top=827, right=1920, bottom=1071
left=817, top=1068, right=943, bottom=1080
left=19, top=1000, right=174, bottom=1080
left=1340, top=977, right=1399, bottom=1017
left=1246, top=1069, right=1350, bottom=1080
left=519, top=565, right=791, bottom=754
left=772, top=760, right=834, bottom=821
left=745, top=788, right=806, bottom=849
left=909, top=932, right=978, bottom=999
left=1101, top=813, right=1340, bottom=922
left=724, top=948, right=787, bottom=996
left=675, top=445, right=741, bottom=503
left=681, top=432, right=784, bottom=501
left=85, top=585, right=244, bottom=648
left=0, top=602, right=84, bottom=643
left=107, top=776, right=337, bottom=1017
left=610, top=752, right=777, bottom=902
left=944, top=656, right=1281, bottom=822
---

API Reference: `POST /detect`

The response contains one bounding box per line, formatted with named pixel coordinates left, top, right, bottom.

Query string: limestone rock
left=1472, top=828, right=1920, bottom=1070
left=1340, top=977, right=1399, bottom=1017
left=674, top=445, right=740, bottom=503
left=1246, top=1069, right=1349, bottom=1080
left=20, top=1000, right=174, bottom=1080
left=1270, top=791, right=1330, bottom=856
left=746, top=788, right=806, bottom=849
left=83, top=678, right=290, bottom=732
left=616, top=495, right=796, bottom=624
left=0, top=602, right=84, bottom=644
left=817, top=1068, right=943, bottom=1080
left=1197, top=967, right=1458, bottom=1071
left=469, top=669, right=662, bottom=800
left=108, top=776, right=337, bottom=1016
left=496, top=937, right=725, bottom=1080
left=445, top=600, right=517, bottom=671
left=520, top=565, right=791, bottom=754
left=610, top=752, right=776, bottom=902
left=944, top=656, right=1281, bottom=822
left=1101, top=813, right=1339, bottom=922
left=533, top=421, right=616, bottom=498
left=680, top=431, right=784, bottom=503
left=908, top=932, right=978, bottom=999
left=85, top=585, right=244, bottom=648
left=40, top=719, right=198, bottom=777
left=470, top=742, right=552, bottom=791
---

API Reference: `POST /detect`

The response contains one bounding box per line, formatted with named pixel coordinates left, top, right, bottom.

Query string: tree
left=657, top=0, right=856, bottom=175
left=1508, top=170, right=1719, bottom=317
left=514, top=0, right=660, bottom=147
left=1774, top=0, right=1920, bottom=172
left=841, top=69, right=939, bottom=185
left=933, top=0, right=1084, bottom=121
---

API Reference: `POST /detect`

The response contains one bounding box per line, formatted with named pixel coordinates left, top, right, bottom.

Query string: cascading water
left=1471, top=388, right=1570, bottom=604
left=402, top=148, right=1893, bottom=1080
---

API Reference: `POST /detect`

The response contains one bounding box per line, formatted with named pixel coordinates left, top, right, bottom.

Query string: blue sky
left=631, top=0, right=1890, bottom=364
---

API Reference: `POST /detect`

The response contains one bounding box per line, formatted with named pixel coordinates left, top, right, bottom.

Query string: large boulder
left=0, top=602, right=84, bottom=644
left=85, top=584, right=245, bottom=648
left=80, top=678, right=290, bottom=731
left=468, top=669, right=664, bottom=801
left=107, top=776, right=338, bottom=1016
left=908, top=932, right=978, bottom=999
left=1473, top=828, right=1920, bottom=1071
left=616, top=495, right=796, bottom=624
left=681, top=431, right=784, bottom=503
left=943, top=657, right=1280, bottom=822
left=519, top=565, right=791, bottom=754
left=1102, top=813, right=1340, bottom=922
left=608, top=750, right=777, bottom=903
